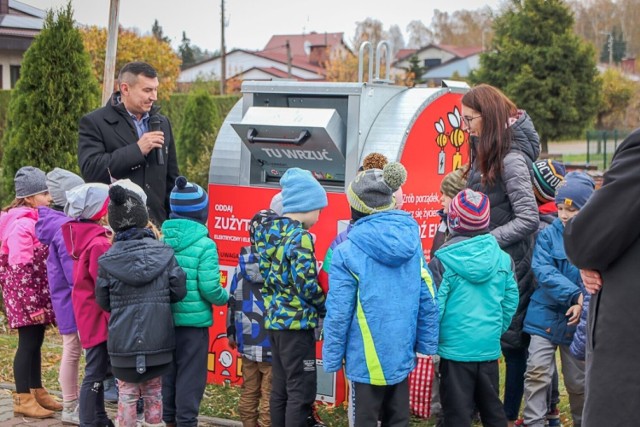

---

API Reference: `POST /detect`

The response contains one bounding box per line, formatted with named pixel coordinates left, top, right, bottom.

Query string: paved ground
left=0, top=386, right=241, bottom=427
left=548, top=140, right=587, bottom=155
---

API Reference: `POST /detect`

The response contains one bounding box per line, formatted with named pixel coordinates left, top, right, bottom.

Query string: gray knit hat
left=347, top=162, right=407, bottom=215
left=64, top=183, right=110, bottom=220
left=46, top=168, right=85, bottom=207
left=108, top=185, right=149, bottom=232
left=15, top=166, right=48, bottom=198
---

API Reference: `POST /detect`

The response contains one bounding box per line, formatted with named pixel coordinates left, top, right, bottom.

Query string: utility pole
left=102, top=0, right=120, bottom=105
left=220, top=0, right=226, bottom=95
left=286, top=39, right=292, bottom=78
left=608, top=33, right=614, bottom=65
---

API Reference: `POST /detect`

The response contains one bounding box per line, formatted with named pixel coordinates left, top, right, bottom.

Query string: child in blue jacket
left=522, top=172, right=595, bottom=427
left=428, top=189, right=518, bottom=427
left=323, top=163, right=439, bottom=426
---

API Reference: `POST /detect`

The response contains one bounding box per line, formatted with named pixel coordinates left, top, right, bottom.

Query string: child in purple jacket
left=35, top=168, right=84, bottom=424
left=0, top=166, right=59, bottom=417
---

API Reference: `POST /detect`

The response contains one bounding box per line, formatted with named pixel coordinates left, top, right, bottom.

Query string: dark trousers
left=269, top=329, right=316, bottom=427
left=353, top=378, right=410, bottom=427
left=79, top=342, right=110, bottom=427
left=14, top=324, right=45, bottom=393
left=440, top=358, right=507, bottom=427
left=162, top=327, right=209, bottom=427
left=502, top=347, right=527, bottom=421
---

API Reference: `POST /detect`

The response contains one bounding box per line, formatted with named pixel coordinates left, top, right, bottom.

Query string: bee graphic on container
left=447, top=106, right=466, bottom=170
left=435, top=118, right=449, bottom=175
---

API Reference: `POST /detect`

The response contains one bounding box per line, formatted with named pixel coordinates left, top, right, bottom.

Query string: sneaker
left=546, top=408, right=561, bottom=427
left=61, top=400, right=80, bottom=425
left=103, top=378, right=118, bottom=403
left=307, top=404, right=326, bottom=427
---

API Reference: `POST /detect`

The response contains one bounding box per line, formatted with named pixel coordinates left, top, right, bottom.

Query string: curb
left=0, top=383, right=242, bottom=427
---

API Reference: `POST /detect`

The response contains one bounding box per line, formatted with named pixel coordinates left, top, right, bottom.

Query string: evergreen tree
left=1, top=3, right=99, bottom=199
left=176, top=89, right=218, bottom=180
left=600, top=27, right=627, bottom=65
left=151, top=19, right=170, bottom=43
left=179, top=31, right=196, bottom=69
left=472, top=0, right=601, bottom=153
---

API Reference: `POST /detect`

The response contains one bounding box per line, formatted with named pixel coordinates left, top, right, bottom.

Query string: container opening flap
left=231, top=106, right=346, bottom=184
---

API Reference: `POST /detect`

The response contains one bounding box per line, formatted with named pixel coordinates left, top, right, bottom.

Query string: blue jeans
left=502, top=347, right=528, bottom=421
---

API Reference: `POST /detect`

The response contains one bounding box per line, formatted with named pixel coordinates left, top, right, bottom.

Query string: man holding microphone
left=78, top=61, right=179, bottom=225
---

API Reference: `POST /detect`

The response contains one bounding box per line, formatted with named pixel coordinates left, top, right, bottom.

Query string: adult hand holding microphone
left=137, top=116, right=164, bottom=164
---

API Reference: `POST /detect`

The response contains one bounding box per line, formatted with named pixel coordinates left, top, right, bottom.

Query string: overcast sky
left=24, top=0, right=503, bottom=52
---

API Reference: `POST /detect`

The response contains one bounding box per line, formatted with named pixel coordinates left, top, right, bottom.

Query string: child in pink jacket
left=0, top=166, right=60, bottom=417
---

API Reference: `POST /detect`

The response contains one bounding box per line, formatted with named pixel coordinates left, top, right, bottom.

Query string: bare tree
left=406, top=20, right=433, bottom=49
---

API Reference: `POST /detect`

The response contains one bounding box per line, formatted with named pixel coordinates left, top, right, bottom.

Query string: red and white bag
left=408, top=354, right=435, bottom=419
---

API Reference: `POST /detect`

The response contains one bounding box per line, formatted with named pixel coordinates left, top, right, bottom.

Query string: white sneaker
left=61, top=400, right=80, bottom=425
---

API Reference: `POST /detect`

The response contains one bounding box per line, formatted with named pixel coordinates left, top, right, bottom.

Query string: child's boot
left=13, top=392, right=55, bottom=418
left=30, top=387, right=63, bottom=411
left=61, top=399, right=80, bottom=425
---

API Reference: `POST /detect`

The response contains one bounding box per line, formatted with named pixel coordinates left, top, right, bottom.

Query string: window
left=423, top=58, right=442, bottom=69
left=10, top=65, right=20, bottom=88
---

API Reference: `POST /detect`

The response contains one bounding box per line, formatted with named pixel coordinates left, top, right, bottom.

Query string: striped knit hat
left=169, top=176, right=209, bottom=224
left=532, top=159, right=566, bottom=204
left=448, top=189, right=490, bottom=233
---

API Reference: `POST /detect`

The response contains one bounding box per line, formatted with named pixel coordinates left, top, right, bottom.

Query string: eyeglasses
left=462, top=115, right=481, bottom=126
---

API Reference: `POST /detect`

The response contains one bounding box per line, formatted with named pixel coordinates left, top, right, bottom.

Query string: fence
left=585, top=130, right=630, bottom=169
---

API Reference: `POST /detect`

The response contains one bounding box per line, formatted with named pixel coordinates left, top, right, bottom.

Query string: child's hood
left=0, top=207, right=37, bottom=241
left=238, top=245, right=263, bottom=284
left=62, top=221, right=110, bottom=259
left=252, top=216, right=301, bottom=263
left=348, top=210, right=420, bottom=267
left=99, top=239, right=176, bottom=285
left=35, top=206, right=72, bottom=246
left=436, top=234, right=503, bottom=283
left=162, top=218, right=208, bottom=252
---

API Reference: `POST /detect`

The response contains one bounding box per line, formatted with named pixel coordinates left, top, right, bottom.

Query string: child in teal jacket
left=429, top=189, right=518, bottom=427
left=161, top=176, right=228, bottom=427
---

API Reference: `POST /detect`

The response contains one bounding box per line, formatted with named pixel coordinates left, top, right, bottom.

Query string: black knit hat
left=108, top=185, right=149, bottom=232
left=169, top=176, right=209, bottom=224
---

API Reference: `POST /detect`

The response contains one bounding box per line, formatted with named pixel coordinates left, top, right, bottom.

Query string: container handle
left=358, top=41, right=374, bottom=83
left=247, top=128, right=311, bottom=145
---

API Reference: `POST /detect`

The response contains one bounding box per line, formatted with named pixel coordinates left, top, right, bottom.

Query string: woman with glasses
left=461, top=84, right=540, bottom=427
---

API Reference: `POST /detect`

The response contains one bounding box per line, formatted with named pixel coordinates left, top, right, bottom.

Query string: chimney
left=309, top=45, right=328, bottom=68
left=0, top=0, right=9, bottom=15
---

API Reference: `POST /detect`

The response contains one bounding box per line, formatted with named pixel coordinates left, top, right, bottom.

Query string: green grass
left=0, top=329, right=575, bottom=426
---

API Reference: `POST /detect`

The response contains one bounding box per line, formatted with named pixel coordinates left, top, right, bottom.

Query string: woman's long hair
left=462, top=84, right=517, bottom=186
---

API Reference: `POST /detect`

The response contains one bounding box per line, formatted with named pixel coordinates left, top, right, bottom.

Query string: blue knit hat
left=170, top=176, right=209, bottom=224
left=280, top=168, right=327, bottom=214
left=555, top=171, right=595, bottom=210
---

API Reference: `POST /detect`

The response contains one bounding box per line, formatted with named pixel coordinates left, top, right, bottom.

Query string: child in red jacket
left=62, top=183, right=113, bottom=427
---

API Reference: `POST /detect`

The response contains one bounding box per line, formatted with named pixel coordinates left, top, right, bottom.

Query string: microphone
left=149, top=117, right=164, bottom=165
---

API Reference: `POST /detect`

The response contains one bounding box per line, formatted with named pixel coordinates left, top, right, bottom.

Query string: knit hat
left=15, top=166, right=48, bottom=198
left=347, top=162, right=407, bottom=215
left=270, top=192, right=284, bottom=216
left=448, top=189, right=490, bottom=233
left=249, top=208, right=278, bottom=245
left=46, top=168, right=84, bottom=207
left=362, top=152, right=388, bottom=171
left=532, top=159, right=566, bottom=203
left=111, top=179, right=147, bottom=205
left=555, top=171, right=595, bottom=210
left=440, top=167, right=467, bottom=199
left=108, top=185, right=149, bottom=232
left=64, top=183, right=110, bottom=220
left=280, top=168, right=328, bottom=214
left=169, top=176, right=209, bottom=224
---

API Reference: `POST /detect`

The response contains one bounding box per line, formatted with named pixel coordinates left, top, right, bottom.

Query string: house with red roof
left=178, top=31, right=352, bottom=85
left=0, top=0, right=44, bottom=89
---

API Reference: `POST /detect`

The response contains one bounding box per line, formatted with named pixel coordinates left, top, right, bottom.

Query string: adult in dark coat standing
left=564, top=127, right=640, bottom=427
left=78, top=61, right=179, bottom=225
left=461, top=84, right=540, bottom=426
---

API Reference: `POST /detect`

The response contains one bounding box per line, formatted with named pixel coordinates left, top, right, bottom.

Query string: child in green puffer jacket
left=161, top=176, right=229, bottom=427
